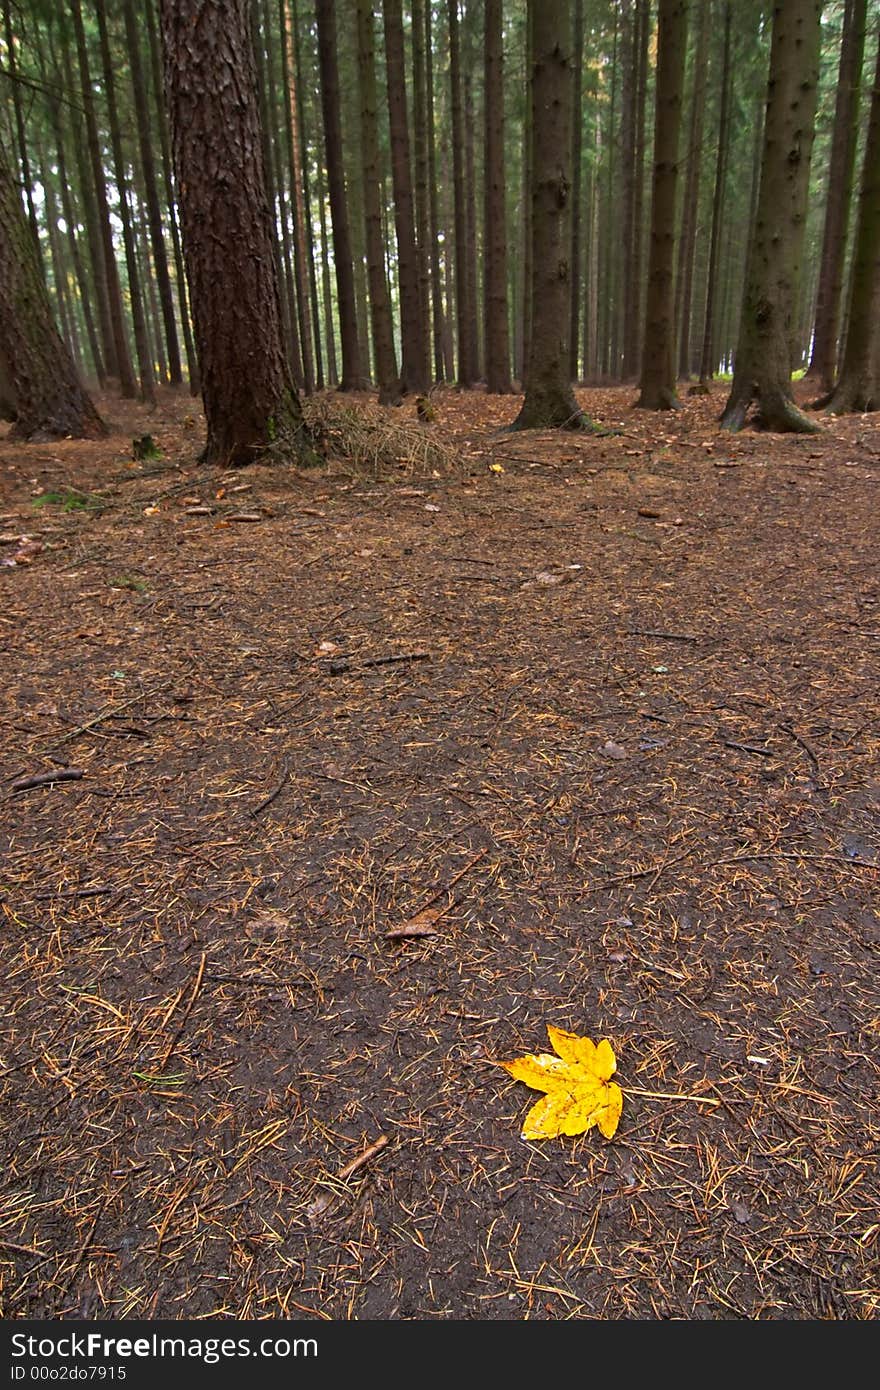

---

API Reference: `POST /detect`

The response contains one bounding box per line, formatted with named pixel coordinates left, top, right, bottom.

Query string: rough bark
left=316, top=0, right=367, bottom=389
left=382, top=0, right=429, bottom=394
left=637, top=0, right=688, bottom=410
left=3, top=0, right=41, bottom=263
left=412, top=0, right=432, bottom=380
left=820, top=36, right=880, bottom=414
left=720, top=0, right=822, bottom=433
left=483, top=0, right=512, bottom=393
left=508, top=2, right=596, bottom=430
left=0, top=138, right=106, bottom=441
left=356, top=0, right=400, bottom=404
left=159, top=0, right=310, bottom=467
left=424, top=0, right=447, bottom=381
left=569, top=0, right=584, bottom=380
left=805, top=0, right=868, bottom=389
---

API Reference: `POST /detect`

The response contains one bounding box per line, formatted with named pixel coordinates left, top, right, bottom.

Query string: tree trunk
left=820, top=36, right=880, bottom=413
left=483, top=0, right=511, bottom=393
left=508, top=1, right=596, bottom=430
left=569, top=0, right=584, bottom=381
left=159, top=0, right=310, bottom=466
left=69, top=0, right=136, bottom=397
left=356, top=0, right=400, bottom=404
left=143, top=0, right=200, bottom=394
left=383, top=0, right=429, bottom=395
left=720, top=0, right=822, bottom=432
left=412, top=0, right=432, bottom=382
left=316, top=159, right=338, bottom=386
left=675, top=0, right=709, bottom=379
left=122, top=0, right=182, bottom=387
left=449, top=0, right=476, bottom=386
left=697, top=5, right=732, bottom=387
left=0, top=138, right=106, bottom=441
left=280, top=0, right=315, bottom=394
left=637, top=0, right=688, bottom=411
left=3, top=0, right=41, bottom=264
left=424, top=0, right=447, bottom=381
left=805, top=0, right=868, bottom=389
left=316, top=0, right=367, bottom=389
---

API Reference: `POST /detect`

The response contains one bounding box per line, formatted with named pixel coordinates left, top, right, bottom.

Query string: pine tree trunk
left=280, top=0, right=315, bottom=393
left=720, top=0, right=822, bottom=432
left=69, top=0, right=136, bottom=397
left=316, top=0, right=367, bottom=390
left=0, top=138, right=106, bottom=440
left=449, top=0, right=476, bottom=386
left=412, top=0, right=432, bottom=382
left=382, top=0, right=429, bottom=394
left=697, top=5, right=732, bottom=387
left=159, top=0, right=310, bottom=466
left=569, top=0, right=584, bottom=381
left=356, top=0, right=400, bottom=404
left=675, top=0, right=709, bottom=380
left=805, top=0, right=868, bottom=389
left=143, top=0, right=200, bottom=394
left=424, top=0, right=447, bottom=381
left=483, top=0, right=511, bottom=393
left=3, top=0, right=41, bottom=264
left=316, top=159, right=338, bottom=386
left=261, top=0, right=304, bottom=388
left=509, top=1, right=596, bottom=431
left=821, top=36, right=880, bottom=413
left=637, top=0, right=688, bottom=411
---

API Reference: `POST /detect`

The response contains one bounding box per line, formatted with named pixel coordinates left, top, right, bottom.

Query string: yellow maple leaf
left=499, top=1026, right=623, bottom=1141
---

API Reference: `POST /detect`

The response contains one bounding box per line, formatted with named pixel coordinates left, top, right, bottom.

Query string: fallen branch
left=157, top=951, right=207, bottom=1073
left=250, top=762, right=289, bottom=818
left=11, top=768, right=83, bottom=793
left=329, top=650, right=430, bottom=677
left=306, top=1135, right=390, bottom=1224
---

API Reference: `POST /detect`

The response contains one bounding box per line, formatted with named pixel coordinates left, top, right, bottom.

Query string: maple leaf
left=499, top=1026, right=623, bottom=1141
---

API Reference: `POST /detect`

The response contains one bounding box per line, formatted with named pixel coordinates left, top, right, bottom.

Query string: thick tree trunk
left=805, top=0, right=868, bottom=390
left=509, top=2, right=596, bottom=430
left=159, top=0, right=310, bottom=466
left=0, top=139, right=106, bottom=441
left=483, top=0, right=511, bottom=393
left=382, top=0, right=429, bottom=395
left=356, top=0, right=400, bottom=405
left=637, top=0, right=688, bottom=411
left=316, top=0, right=367, bottom=390
left=720, top=0, right=822, bottom=433
left=820, top=37, right=880, bottom=414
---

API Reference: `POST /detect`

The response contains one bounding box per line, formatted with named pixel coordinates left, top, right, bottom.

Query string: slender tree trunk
left=261, top=0, right=304, bottom=388
left=697, top=2, right=732, bottom=387
left=3, top=0, right=41, bottom=262
left=675, top=0, right=709, bottom=379
left=316, top=0, right=367, bottom=389
left=569, top=0, right=584, bottom=381
left=820, top=36, right=880, bottom=413
left=449, top=0, right=476, bottom=386
left=463, top=49, right=480, bottom=379
left=509, top=1, right=597, bottom=430
left=628, top=0, right=650, bottom=376
left=280, top=0, right=315, bottom=393
left=806, top=0, right=868, bottom=389
left=316, top=159, right=338, bottom=386
left=520, top=3, right=534, bottom=383
left=69, top=0, right=136, bottom=397
left=412, top=0, right=432, bottom=381
left=291, top=0, right=325, bottom=389
left=383, top=0, right=429, bottom=394
left=122, top=0, right=182, bottom=387
left=424, top=0, right=446, bottom=381
left=720, top=0, right=823, bottom=433
left=144, top=0, right=199, bottom=394
left=251, top=0, right=294, bottom=365
left=637, top=0, right=688, bottom=410
left=159, top=0, right=310, bottom=465
left=483, top=0, right=511, bottom=393
left=0, top=138, right=106, bottom=440
left=356, top=0, right=400, bottom=404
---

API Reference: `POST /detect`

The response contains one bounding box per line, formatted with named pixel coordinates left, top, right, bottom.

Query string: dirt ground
left=0, top=383, right=877, bottom=1321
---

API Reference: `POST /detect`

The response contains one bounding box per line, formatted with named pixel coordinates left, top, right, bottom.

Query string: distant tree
left=316, top=0, right=367, bottom=390
left=696, top=0, right=732, bottom=389
left=819, top=34, right=880, bottom=414
left=0, top=137, right=106, bottom=441
left=508, top=1, right=597, bottom=430
left=805, top=0, right=868, bottom=391
left=356, top=0, right=400, bottom=404
left=675, top=0, right=709, bottom=379
left=720, top=0, right=822, bottom=433
left=637, top=0, right=688, bottom=410
left=483, top=0, right=511, bottom=393
left=449, top=0, right=477, bottom=387
left=159, top=0, right=311, bottom=466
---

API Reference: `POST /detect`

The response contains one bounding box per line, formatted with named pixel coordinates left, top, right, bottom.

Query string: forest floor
left=0, top=382, right=878, bottom=1321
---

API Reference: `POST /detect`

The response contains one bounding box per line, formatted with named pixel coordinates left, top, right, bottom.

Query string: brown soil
left=1, top=384, right=878, bottom=1320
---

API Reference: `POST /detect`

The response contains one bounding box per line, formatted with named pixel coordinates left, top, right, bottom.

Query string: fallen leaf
left=499, top=1025, right=623, bottom=1140
left=384, top=905, right=444, bottom=940
left=489, top=462, right=505, bottom=474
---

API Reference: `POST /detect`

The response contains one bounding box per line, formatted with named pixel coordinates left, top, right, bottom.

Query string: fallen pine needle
left=626, top=1086, right=720, bottom=1106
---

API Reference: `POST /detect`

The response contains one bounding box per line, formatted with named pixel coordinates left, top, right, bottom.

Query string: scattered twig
left=249, top=762, right=290, bottom=818
left=47, top=689, right=160, bottom=748
left=778, top=722, right=821, bottom=774
left=626, top=628, right=698, bottom=643
left=157, top=951, right=207, bottom=1073
left=307, top=1135, right=390, bottom=1224
left=625, top=1086, right=720, bottom=1108
left=10, top=768, right=83, bottom=793
left=328, top=649, right=430, bottom=677
left=723, top=739, right=774, bottom=757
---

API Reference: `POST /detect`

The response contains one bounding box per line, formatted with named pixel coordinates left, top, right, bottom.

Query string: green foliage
left=31, top=488, right=104, bottom=513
